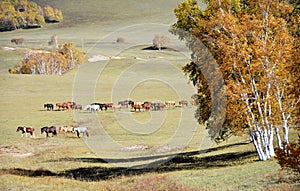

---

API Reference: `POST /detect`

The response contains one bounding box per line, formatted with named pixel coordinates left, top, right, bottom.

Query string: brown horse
left=56, top=103, right=68, bottom=110
left=131, top=104, right=141, bottom=112
left=16, top=126, right=35, bottom=137
left=142, top=102, right=152, bottom=111
left=105, top=103, right=113, bottom=109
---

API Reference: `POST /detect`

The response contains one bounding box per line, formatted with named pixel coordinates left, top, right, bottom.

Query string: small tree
left=48, top=34, right=59, bottom=48
left=153, top=34, right=171, bottom=50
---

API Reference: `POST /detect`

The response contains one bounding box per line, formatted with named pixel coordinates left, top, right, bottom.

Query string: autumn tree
left=0, top=0, right=62, bottom=31
left=10, top=42, right=85, bottom=75
left=171, top=0, right=300, bottom=160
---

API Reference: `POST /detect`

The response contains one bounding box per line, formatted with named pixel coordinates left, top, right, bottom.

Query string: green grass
left=0, top=0, right=299, bottom=190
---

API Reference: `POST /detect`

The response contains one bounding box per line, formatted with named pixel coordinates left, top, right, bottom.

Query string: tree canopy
left=171, top=0, right=300, bottom=160
left=0, top=0, right=63, bottom=31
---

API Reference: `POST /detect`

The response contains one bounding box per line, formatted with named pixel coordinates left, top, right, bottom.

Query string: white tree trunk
left=275, top=126, right=283, bottom=149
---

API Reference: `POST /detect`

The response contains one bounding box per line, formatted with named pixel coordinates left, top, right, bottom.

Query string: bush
left=116, top=37, right=125, bottom=43
left=275, top=136, right=300, bottom=176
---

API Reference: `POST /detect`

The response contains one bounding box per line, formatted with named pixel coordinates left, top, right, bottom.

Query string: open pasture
left=0, top=0, right=299, bottom=190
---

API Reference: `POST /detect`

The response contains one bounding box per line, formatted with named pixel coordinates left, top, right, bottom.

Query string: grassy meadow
left=0, top=0, right=299, bottom=190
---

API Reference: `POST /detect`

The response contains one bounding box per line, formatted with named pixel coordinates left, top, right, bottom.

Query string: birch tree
left=171, top=0, right=300, bottom=160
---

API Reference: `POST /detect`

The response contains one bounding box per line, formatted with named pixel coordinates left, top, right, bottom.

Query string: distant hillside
left=31, top=0, right=184, bottom=26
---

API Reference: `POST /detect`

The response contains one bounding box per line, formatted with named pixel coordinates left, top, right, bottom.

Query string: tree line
left=0, top=0, right=63, bottom=31
left=9, top=42, right=85, bottom=75
left=171, top=0, right=299, bottom=162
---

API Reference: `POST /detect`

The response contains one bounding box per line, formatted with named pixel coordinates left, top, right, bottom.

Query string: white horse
left=84, top=104, right=100, bottom=111
left=72, top=127, right=89, bottom=138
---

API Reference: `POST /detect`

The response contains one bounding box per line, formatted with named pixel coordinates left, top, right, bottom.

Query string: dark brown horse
left=41, top=126, right=57, bottom=137
left=16, top=126, right=35, bottom=137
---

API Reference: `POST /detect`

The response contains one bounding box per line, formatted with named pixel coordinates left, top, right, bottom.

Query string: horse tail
left=85, top=130, right=89, bottom=137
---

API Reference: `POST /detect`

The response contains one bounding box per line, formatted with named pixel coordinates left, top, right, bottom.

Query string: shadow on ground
left=0, top=142, right=257, bottom=181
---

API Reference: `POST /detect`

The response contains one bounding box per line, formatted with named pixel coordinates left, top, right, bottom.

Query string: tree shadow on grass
left=0, top=151, right=257, bottom=181
left=0, top=142, right=257, bottom=181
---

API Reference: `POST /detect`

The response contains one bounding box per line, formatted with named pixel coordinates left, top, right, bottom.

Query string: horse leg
left=76, top=131, right=80, bottom=138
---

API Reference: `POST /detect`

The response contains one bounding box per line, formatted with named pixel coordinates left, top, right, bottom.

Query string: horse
left=44, top=103, right=54, bottom=111
left=131, top=104, right=141, bottom=112
left=152, top=102, right=165, bottom=111
left=72, top=127, right=89, bottom=138
left=118, top=100, right=134, bottom=108
left=59, top=126, right=74, bottom=134
left=16, top=126, right=35, bottom=137
left=74, top=104, right=82, bottom=110
left=165, top=101, right=176, bottom=108
left=56, top=103, right=69, bottom=110
left=179, top=100, right=188, bottom=107
left=41, top=126, right=57, bottom=137
left=65, top=102, right=76, bottom=109
left=142, top=102, right=152, bottom=111
left=105, top=103, right=113, bottom=109
left=91, top=103, right=107, bottom=110
left=84, top=104, right=100, bottom=111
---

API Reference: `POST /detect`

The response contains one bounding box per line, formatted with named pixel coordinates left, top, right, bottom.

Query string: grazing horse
left=16, top=126, right=35, bottom=137
left=44, top=103, right=54, bottom=110
left=72, top=127, right=89, bottom=138
left=41, top=126, right=57, bottom=137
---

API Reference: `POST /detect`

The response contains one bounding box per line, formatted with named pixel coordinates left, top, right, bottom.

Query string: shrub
left=275, top=136, right=300, bottom=176
left=116, top=37, right=125, bottom=43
